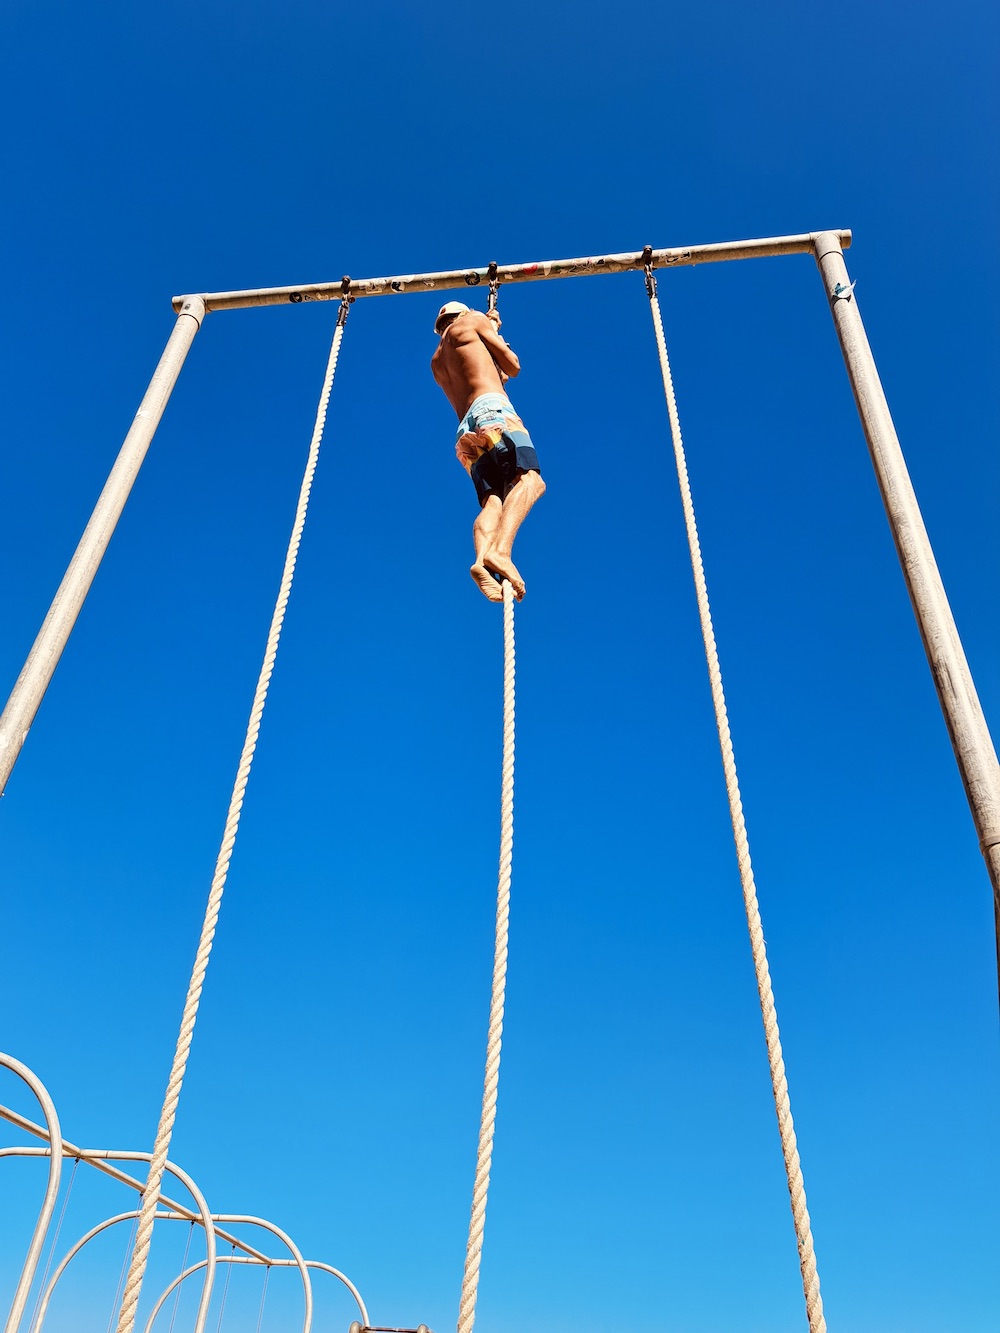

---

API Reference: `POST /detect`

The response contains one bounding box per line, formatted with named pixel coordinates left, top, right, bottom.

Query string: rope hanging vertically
left=114, top=295, right=353, bottom=1333
left=642, top=257, right=827, bottom=1333
left=457, top=577, right=516, bottom=1333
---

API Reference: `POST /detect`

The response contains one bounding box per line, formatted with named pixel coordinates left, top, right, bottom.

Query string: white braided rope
left=457, top=578, right=516, bottom=1333
left=645, top=276, right=826, bottom=1333
left=115, top=305, right=351, bottom=1333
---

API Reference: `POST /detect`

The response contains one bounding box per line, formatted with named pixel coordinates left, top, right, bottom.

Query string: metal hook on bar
left=640, top=245, right=656, bottom=298
left=486, top=260, right=500, bottom=314
left=338, top=275, right=354, bottom=325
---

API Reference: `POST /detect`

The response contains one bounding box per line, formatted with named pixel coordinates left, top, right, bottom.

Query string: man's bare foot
left=483, top=550, right=525, bottom=599
left=471, top=563, right=504, bottom=602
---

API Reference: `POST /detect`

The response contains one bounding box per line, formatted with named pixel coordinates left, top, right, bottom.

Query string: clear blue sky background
left=1, top=2, right=997, bottom=1331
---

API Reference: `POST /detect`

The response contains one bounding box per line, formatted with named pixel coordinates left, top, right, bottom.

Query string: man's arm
left=473, top=312, right=521, bottom=378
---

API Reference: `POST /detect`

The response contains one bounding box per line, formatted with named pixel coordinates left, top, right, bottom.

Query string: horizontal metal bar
left=172, top=229, right=852, bottom=314
left=0, top=1104, right=271, bottom=1264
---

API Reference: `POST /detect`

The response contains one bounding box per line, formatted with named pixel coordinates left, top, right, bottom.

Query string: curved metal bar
left=0, top=1054, right=64, bottom=1333
left=301, top=1261, right=370, bottom=1327
left=208, top=1217, right=312, bottom=1333
left=32, top=1211, right=176, bottom=1333
left=145, top=1257, right=369, bottom=1333
left=5, top=1150, right=216, bottom=1333
left=145, top=1258, right=258, bottom=1333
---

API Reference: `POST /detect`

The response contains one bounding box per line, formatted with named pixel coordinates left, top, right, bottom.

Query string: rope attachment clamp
left=487, top=261, right=500, bottom=315
left=338, top=275, right=355, bottom=326
left=640, top=244, right=656, bottom=298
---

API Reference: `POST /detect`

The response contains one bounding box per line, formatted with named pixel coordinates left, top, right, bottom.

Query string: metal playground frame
left=2, top=229, right=998, bottom=1333
left=0, top=1053, right=370, bottom=1333
left=1, top=227, right=996, bottom=950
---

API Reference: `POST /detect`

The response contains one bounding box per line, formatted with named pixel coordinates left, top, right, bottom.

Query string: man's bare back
left=431, top=310, right=521, bottom=416
left=431, top=303, right=544, bottom=603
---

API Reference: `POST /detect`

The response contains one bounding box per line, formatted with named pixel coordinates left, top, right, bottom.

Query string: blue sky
left=1, top=2, right=998, bottom=1331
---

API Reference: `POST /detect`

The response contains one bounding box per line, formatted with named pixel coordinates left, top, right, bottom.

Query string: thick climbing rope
left=643, top=261, right=827, bottom=1333
left=114, top=297, right=353, bottom=1333
left=108, top=1215, right=140, bottom=1333
left=457, top=577, right=516, bottom=1333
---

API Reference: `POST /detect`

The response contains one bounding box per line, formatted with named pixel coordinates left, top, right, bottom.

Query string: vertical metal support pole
left=0, top=297, right=206, bottom=796
left=813, top=232, right=1000, bottom=1000
left=1, top=1054, right=63, bottom=1333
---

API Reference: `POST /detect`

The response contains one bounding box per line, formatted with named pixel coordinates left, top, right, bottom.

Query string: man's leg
left=482, top=470, right=546, bottom=600
left=471, top=495, right=504, bottom=602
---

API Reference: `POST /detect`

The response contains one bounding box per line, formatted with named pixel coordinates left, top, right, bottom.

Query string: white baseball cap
left=434, top=301, right=470, bottom=334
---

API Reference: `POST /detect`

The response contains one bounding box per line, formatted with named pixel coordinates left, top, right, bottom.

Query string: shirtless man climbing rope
left=431, top=302, right=545, bottom=602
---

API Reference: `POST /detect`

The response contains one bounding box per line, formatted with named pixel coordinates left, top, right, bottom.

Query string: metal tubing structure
left=0, top=296, right=206, bottom=797
left=0, top=1100, right=369, bottom=1330
left=0, top=1103, right=269, bottom=1265
left=0, top=1057, right=63, bottom=1333
left=29, top=1211, right=194, bottom=1333
left=144, top=1257, right=370, bottom=1333
left=0, top=1149, right=216, bottom=1333
left=173, top=231, right=852, bottom=313
left=188, top=1216, right=312, bottom=1333
left=143, top=1258, right=265, bottom=1333
left=813, top=232, right=1000, bottom=992
left=142, top=1216, right=312, bottom=1333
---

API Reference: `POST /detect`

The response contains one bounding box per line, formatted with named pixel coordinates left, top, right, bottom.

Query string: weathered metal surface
left=173, top=230, right=853, bottom=313
left=0, top=299, right=206, bottom=797
left=814, top=230, right=1000, bottom=996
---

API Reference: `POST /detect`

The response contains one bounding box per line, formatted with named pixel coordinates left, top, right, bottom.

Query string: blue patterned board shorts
left=455, top=393, right=541, bottom=508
